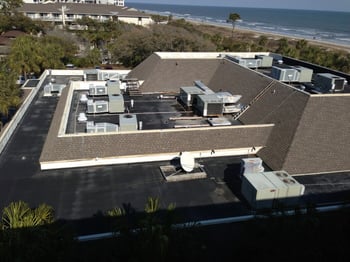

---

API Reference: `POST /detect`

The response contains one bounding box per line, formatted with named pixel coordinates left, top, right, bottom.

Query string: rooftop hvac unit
left=225, top=55, right=262, bottom=68
left=195, top=94, right=224, bottom=117
left=273, top=171, right=305, bottom=199
left=314, top=73, right=346, bottom=92
left=222, top=104, right=242, bottom=114
left=89, top=84, right=108, bottom=96
left=241, top=171, right=305, bottom=209
left=194, top=80, right=215, bottom=94
left=215, top=92, right=242, bottom=114
left=215, top=92, right=241, bottom=104
left=240, top=158, right=264, bottom=177
left=43, top=83, right=66, bottom=96
left=85, top=73, right=98, bottom=81
left=179, top=86, right=204, bottom=107
left=255, top=55, right=273, bottom=67
left=86, top=121, right=118, bottom=133
left=107, top=80, right=121, bottom=95
left=119, top=114, right=138, bottom=132
left=271, top=66, right=299, bottom=82
left=241, top=172, right=277, bottom=209
left=87, top=99, right=109, bottom=114
left=108, top=94, right=124, bottom=113
left=242, top=58, right=262, bottom=68
left=294, top=66, right=313, bottom=82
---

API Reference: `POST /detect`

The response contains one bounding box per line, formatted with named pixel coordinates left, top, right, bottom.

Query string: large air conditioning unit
left=271, top=65, right=299, bottom=82
left=89, top=84, right=108, bottom=96
left=241, top=171, right=305, bottom=209
left=43, top=83, right=66, bottom=96
left=119, top=114, right=138, bottom=132
left=294, top=66, right=313, bottom=82
left=107, top=80, right=121, bottom=95
left=179, top=86, right=204, bottom=107
left=86, top=121, right=118, bottom=133
left=87, top=99, right=109, bottom=114
left=108, top=94, right=124, bottom=113
left=255, top=55, right=273, bottom=67
left=84, top=69, right=98, bottom=81
left=226, top=55, right=262, bottom=68
left=240, top=158, right=264, bottom=177
left=273, top=171, right=305, bottom=199
left=215, top=92, right=242, bottom=114
left=194, top=80, right=215, bottom=94
left=314, top=73, right=346, bottom=92
left=195, top=94, right=224, bottom=117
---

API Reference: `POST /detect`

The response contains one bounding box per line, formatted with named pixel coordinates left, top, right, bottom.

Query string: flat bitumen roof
left=1, top=73, right=350, bottom=235
left=67, top=91, right=241, bottom=134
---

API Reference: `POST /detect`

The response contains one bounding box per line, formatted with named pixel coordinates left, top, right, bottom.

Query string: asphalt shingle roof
left=208, top=61, right=273, bottom=104
left=40, top=85, right=273, bottom=163
left=128, top=53, right=350, bottom=175
left=283, top=95, right=350, bottom=174
left=128, top=53, right=221, bottom=93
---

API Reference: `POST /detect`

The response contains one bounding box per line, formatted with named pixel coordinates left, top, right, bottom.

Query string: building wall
left=18, top=3, right=151, bottom=27
left=118, top=16, right=153, bottom=26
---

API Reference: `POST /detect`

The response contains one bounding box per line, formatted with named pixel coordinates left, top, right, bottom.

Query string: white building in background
left=22, top=0, right=125, bottom=6
left=17, top=3, right=152, bottom=27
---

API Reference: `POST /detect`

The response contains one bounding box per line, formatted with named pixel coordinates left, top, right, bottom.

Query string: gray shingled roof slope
left=126, top=53, right=161, bottom=83
left=128, top=55, right=221, bottom=93
left=239, top=84, right=309, bottom=172
left=18, top=3, right=150, bottom=17
left=283, top=95, right=350, bottom=174
left=208, top=61, right=272, bottom=104
left=40, top=85, right=273, bottom=163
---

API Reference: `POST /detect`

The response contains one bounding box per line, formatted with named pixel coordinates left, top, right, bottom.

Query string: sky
left=127, top=0, right=350, bottom=12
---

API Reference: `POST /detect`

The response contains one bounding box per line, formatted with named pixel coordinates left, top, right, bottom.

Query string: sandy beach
left=183, top=18, right=350, bottom=53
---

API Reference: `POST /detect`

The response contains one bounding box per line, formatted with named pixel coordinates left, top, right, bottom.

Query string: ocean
left=127, top=3, right=350, bottom=47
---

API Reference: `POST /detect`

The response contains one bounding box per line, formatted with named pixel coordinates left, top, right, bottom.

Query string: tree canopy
left=0, top=60, right=21, bottom=119
left=0, top=0, right=23, bottom=14
left=108, top=23, right=216, bottom=67
left=0, top=13, right=44, bottom=34
left=7, top=35, right=77, bottom=78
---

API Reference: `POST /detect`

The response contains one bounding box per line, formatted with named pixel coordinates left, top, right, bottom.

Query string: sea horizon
left=129, top=2, right=350, bottom=13
left=127, top=2, right=350, bottom=47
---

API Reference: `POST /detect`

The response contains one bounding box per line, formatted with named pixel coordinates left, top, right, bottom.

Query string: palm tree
left=2, top=201, right=54, bottom=229
left=227, top=12, right=241, bottom=37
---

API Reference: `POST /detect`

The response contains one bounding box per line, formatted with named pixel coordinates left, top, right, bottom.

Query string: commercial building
left=35, top=52, right=350, bottom=176
left=1, top=51, right=350, bottom=223
left=23, top=0, right=125, bottom=6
